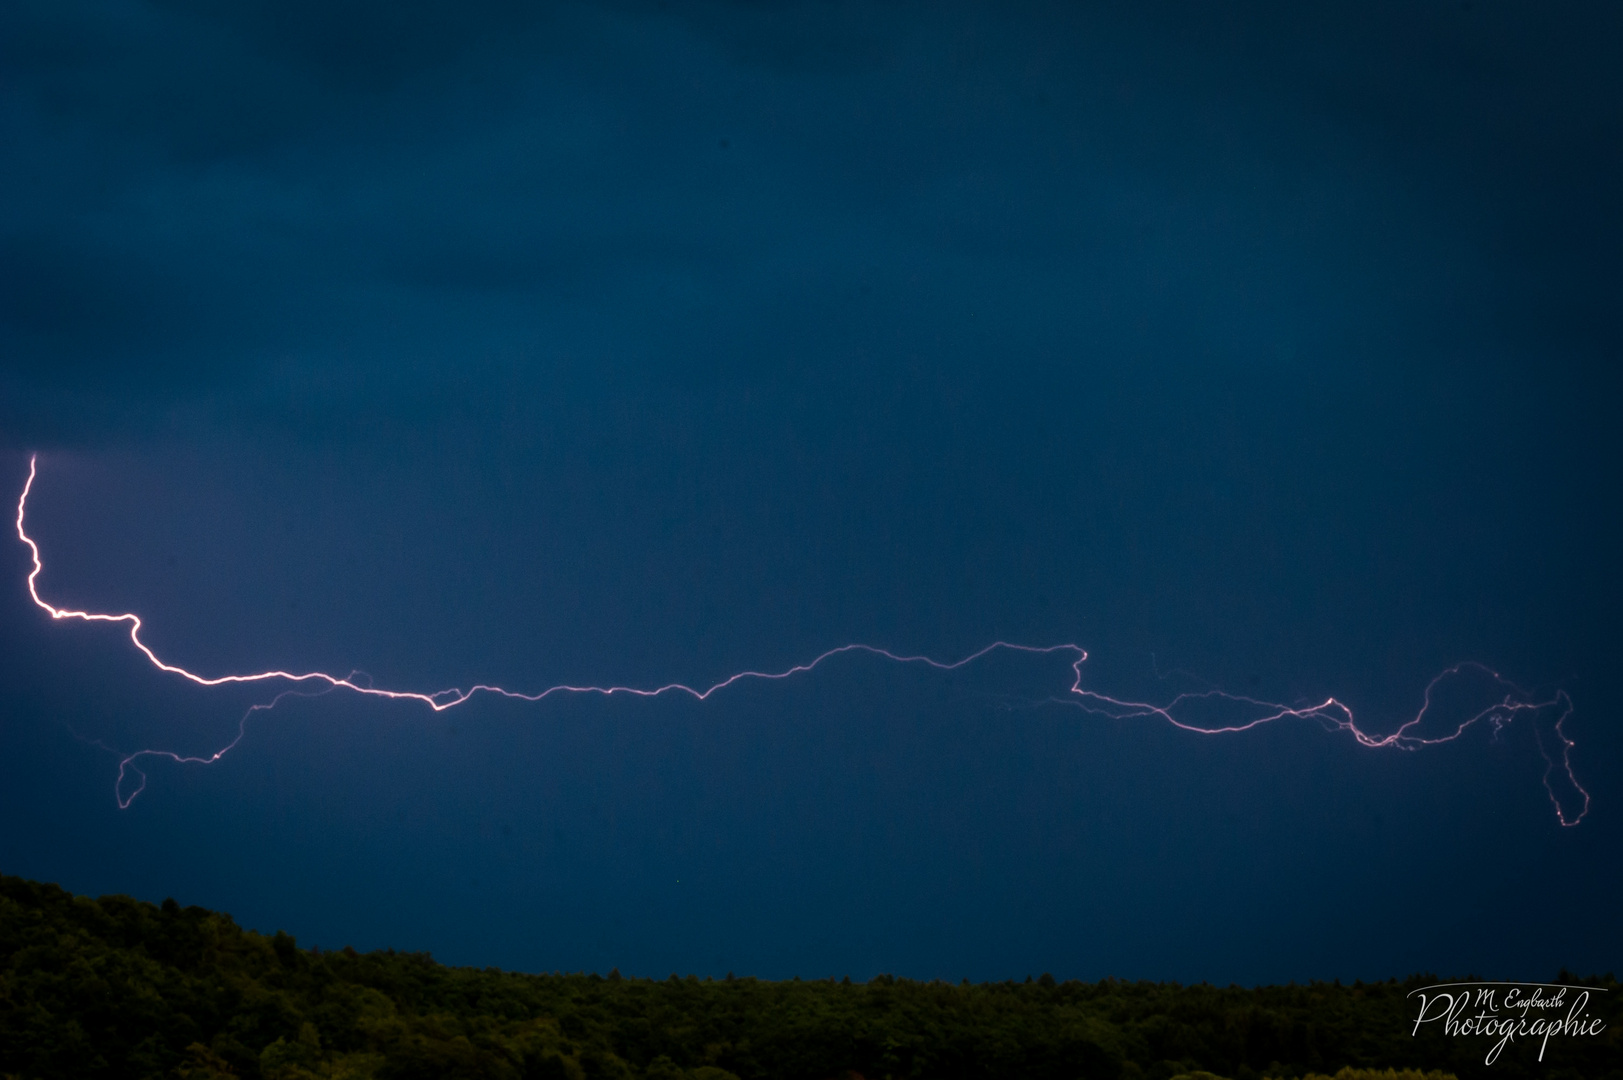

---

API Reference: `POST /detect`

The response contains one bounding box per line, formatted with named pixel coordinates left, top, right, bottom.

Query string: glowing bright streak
left=15, top=455, right=1591, bottom=824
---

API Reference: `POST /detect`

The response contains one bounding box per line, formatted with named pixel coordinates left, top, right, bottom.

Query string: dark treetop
left=2, top=874, right=1617, bottom=1080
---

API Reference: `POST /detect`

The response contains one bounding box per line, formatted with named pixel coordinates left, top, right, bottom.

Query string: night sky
left=2, top=1, right=1620, bottom=985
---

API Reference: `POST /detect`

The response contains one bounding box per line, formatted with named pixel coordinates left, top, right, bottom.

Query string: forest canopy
left=0, top=874, right=1614, bottom=1080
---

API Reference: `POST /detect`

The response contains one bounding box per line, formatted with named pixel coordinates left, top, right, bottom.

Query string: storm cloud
left=1, top=1, right=1619, bottom=981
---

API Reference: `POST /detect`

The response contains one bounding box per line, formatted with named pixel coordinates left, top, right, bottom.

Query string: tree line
left=0, top=874, right=1614, bottom=1080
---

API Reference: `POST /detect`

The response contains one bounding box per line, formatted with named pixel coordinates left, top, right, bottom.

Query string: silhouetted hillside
left=0, top=874, right=1614, bottom=1080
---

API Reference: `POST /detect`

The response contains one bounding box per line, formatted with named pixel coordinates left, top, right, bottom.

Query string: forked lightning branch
left=14, top=455, right=1590, bottom=822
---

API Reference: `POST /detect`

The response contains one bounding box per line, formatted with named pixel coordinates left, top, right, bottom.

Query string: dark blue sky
left=2, top=0, right=1620, bottom=984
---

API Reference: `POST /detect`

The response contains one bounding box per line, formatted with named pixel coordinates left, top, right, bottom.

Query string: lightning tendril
left=15, top=455, right=1590, bottom=823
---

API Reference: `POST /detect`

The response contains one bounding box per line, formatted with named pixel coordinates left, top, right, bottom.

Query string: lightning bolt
left=14, top=455, right=1591, bottom=823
